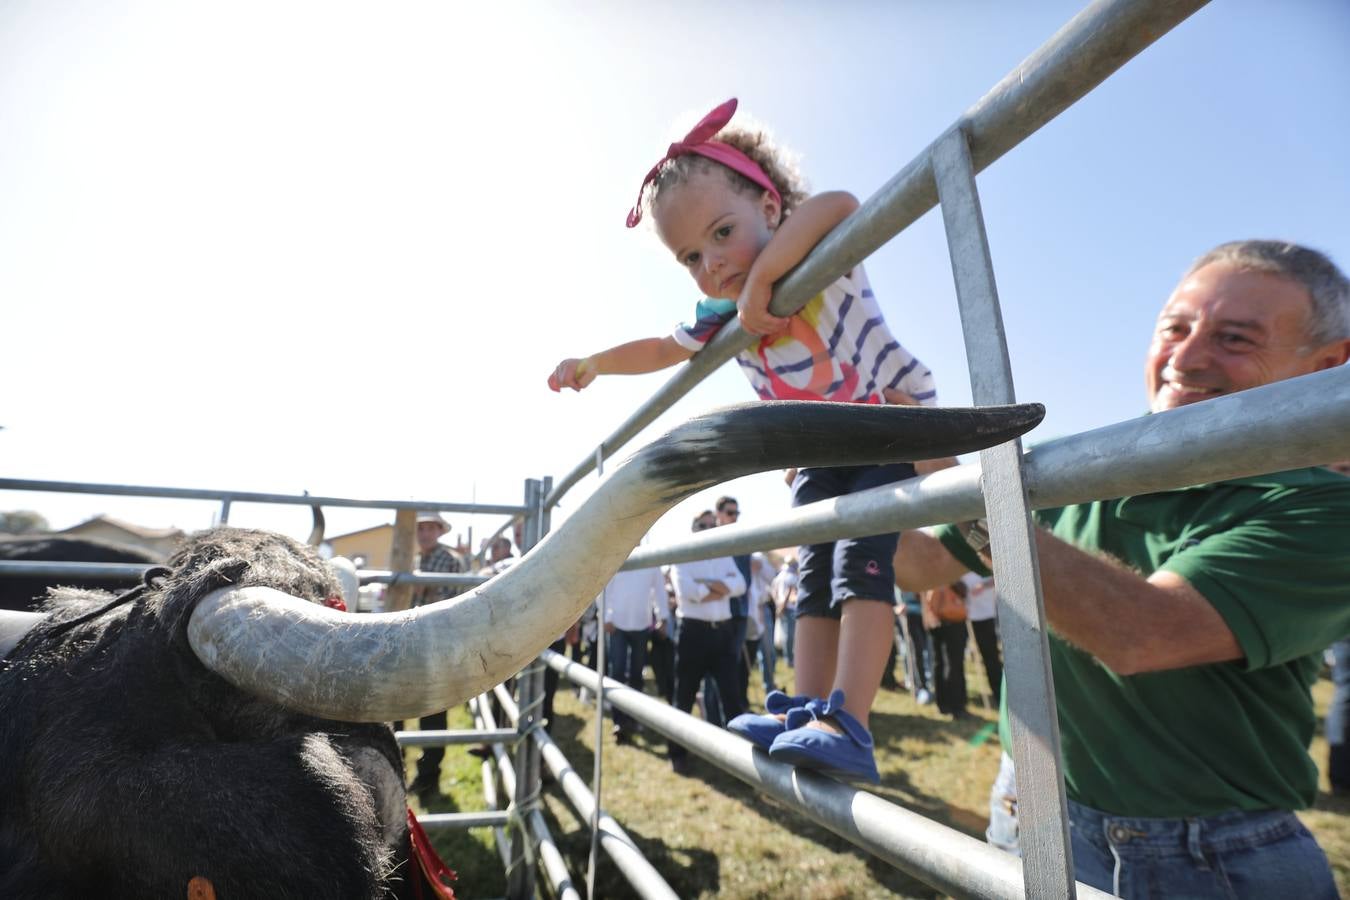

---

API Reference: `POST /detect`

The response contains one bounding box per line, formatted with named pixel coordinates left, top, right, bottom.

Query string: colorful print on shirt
left=670, top=263, right=937, bottom=405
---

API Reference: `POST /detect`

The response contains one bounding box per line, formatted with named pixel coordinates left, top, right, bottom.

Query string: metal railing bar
left=359, top=571, right=490, bottom=588
left=395, top=728, right=516, bottom=747
left=933, top=125, right=1071, bottom=899
left=494, top=684, right=680, bottom=900
left=470, top=695, right=514, bottom=870
left=540, top=650, right=1114, bottom=900
left=0, top=561, right=153, bottom=581
left=417, top=810, right=510, bottom=829
left=543, top=341, right=737, bottom=510
left=13, top=363, right=1341, bottom=603
left=507, top=481, right=547, bottom=900
left=471, top=695, right=580, bottom=900
left=0, top=477, right=528, bottom=517
left=542, top=0, right=1208, bottom=512
left=617, top=365, right=1350, bottom=570
left=0, top=562, right=493, bottom=592
left=529, top=808, right=583, bottom=900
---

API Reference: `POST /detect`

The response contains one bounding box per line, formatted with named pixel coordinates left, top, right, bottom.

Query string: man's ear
left=1310, top=337, right=1350, bottom=371
left=761, top=191, right=782, bottom=230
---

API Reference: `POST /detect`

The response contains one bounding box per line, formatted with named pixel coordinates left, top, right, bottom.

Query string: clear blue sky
left=2, top=1, right=1347, bottom=550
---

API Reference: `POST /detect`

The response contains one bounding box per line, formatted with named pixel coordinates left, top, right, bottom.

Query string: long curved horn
left=188, top=400, right=1044, bottom=722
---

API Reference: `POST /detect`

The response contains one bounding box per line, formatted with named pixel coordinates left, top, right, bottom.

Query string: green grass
left=409, top=659, right=1350, bottom=899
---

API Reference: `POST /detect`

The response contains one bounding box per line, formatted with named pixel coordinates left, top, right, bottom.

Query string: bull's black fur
left=0, top=536, right=162, bottom=613
left=0, top=528, right=416, bottom=900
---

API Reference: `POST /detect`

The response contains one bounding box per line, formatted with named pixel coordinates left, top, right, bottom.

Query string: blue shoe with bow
left=768, top=689, right=879, bottom=784
left=727, top=691, right=816, bottom=750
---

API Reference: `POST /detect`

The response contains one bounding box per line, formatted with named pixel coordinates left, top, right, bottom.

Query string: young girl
left=548, top=98, right=937, bottom=783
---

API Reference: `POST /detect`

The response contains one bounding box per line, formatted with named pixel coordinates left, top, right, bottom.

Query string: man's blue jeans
left=1068, top=799, right=1337, bottom=899
left=782, top=604, right=796, bottom=668
left=607, top=627, right=649, bottom=734
left=759, top=602, right=777, bottom=692
left=705, top=614, right=750, bottom=723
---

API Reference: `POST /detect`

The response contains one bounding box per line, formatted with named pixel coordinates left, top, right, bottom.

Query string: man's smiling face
left=1145, top=263, right=1326, bottom=413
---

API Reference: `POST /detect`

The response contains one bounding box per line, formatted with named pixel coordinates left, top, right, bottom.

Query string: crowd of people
left=895, top=573, right=1003, bottom=720
left=535, top=493, right=1009, bottom=777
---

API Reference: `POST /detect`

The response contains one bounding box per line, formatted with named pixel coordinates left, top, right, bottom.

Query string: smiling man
left=1147, top=248, right=1348, bottom=411
left=896, top=240, right=1350, bottom=898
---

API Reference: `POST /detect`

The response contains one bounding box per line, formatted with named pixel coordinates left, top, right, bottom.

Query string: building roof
left=58, top=515, right=185, bottom=540
left=325, top=523, right=396, bottom=542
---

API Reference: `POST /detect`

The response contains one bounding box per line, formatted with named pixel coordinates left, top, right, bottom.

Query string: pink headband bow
left=626, top=98, right=783, bottom=228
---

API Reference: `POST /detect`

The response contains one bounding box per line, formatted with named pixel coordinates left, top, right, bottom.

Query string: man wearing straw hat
left=896, top=241, right=1350, bottom=898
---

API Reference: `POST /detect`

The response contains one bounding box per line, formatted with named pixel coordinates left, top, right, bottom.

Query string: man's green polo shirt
left=937, top=468, right=1350, bottom=817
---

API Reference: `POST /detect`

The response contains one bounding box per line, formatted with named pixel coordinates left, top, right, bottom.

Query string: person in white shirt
left=648, top=573, right=677, bottom=703
left=749, top=552, right=780, bottom=693
left=771, top=559, right=800, bottom=668
left=601, top=566, right=666, bottom=743
left=963, top=573, right=1002, bottom=701
left=667, top=511, right=748, bottom=774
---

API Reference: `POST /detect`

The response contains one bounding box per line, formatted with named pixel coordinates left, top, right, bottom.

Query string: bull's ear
left=327, top=558, right=360, bottom=609
left=163, top=558, right=251, bottom=626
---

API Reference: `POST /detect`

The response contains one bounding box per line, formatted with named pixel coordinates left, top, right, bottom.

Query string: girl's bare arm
left=549, top=336, right=694, bottom=391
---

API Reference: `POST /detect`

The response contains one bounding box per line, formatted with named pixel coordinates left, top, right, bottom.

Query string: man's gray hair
left=1184, top=240, right=1350, bottom=345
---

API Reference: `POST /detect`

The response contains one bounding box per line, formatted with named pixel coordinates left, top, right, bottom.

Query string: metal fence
left=7, top=0, right=1349, bottom=897
left=528, top=0, right=1347, bottom=897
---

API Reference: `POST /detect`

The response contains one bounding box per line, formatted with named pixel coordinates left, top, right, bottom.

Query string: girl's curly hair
left=644, top=121, right=810, bottom=221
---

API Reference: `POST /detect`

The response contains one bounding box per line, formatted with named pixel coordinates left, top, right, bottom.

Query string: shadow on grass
left=607, top=727, right=955, bottom=897
left=869, top=707, right=996, bottom=837
left=871, top=704, right=994, bottom=753
left=523, top=682, right=1002, bottom=897
left=408, top=744, right=509, bottom=897
left=541, top=801, right=723, bottom=899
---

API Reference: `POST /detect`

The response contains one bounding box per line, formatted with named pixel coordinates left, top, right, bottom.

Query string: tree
left=0, top=510, right=50, bottom=535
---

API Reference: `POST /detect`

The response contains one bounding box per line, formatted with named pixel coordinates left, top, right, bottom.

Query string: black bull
left=0, top=400, right=1044, bottom=898
left=0, top=529, right=422, bottom=899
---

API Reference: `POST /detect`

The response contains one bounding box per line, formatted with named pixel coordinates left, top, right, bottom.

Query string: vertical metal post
left=537, top=476, right=553, bottom=539
left=217, top=498, right=231, bottom=525
left=507, top=478, right=546, bottom=899
left=932, top=126, right=1075, bottom=899
left=587, top=450, right=607, bottom=900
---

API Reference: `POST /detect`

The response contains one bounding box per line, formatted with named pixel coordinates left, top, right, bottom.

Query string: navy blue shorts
left=792, top=463, right=915, bottom=619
